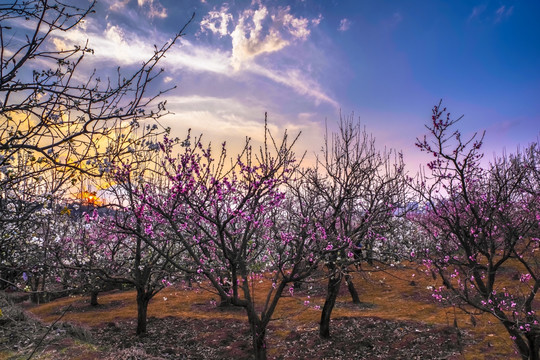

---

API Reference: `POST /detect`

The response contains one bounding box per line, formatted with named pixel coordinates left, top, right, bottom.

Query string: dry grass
left=27, top=265, right=520, bottom=359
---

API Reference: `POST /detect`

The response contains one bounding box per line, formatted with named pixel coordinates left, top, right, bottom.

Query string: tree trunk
left=319, top=270, right=343, bottom=338
left=219, top=283, right=231, bottom=307
left=30, top=277, right=40, bottom=304
left=502, top=321, right=530, bottom=360
left=90, top=290, right=99, bottom=306
left=136, top=289, right=150, bottom=335
left=526, top=332, right=540, bottom=360
left=219, top=294, right=232, bottom=307
left=345, top=273, right=360, bottom=304
left=247, top=310, right=267, bottom=360
left=251, top=326, right=266, bottom=360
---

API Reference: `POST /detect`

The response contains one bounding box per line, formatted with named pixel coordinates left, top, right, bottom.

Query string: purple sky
left=22, top=0, right=540, bottom=169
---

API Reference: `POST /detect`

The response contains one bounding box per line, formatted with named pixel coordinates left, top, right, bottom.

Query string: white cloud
left=274, top=6, right=311, bottom=40
left=338, top=18, right=351, bottom=32
left=50, top=18, right=230, bottom=75
left=247, top=63, right=339, bottom=108
left=109, top=0, right=130, bottom=12
left=229, top=5, right=289, bottom=68
left=200, top=2, right=317, bottom=69
left=200, top=5, right=233, bottom=37
left=50, top=19, right=152, bottom=65
left=137, top=0, right=167, bottom=19
left=52, top=37, right=68, bottom=51
left=468, top=4, right=513, bottom=23
left=48, top=1, right=335, bottom=110
left=167, top=40, right=232, bottom=74
left=312, top=14, right=323, bottom=26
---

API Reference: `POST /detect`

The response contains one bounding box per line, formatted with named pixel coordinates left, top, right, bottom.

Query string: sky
left=22, top=0, right=540, bottom=170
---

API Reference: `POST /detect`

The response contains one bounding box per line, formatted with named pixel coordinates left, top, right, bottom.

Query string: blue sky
left=44, top=0, right=540, bottom=168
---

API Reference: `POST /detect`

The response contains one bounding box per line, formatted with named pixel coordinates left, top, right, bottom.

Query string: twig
left=26, top=303, right=73, bottom=360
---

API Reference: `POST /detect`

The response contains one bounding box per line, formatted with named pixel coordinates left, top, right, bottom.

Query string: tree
left=73, top=207, right=179, bottom=335
left=0, top=0, right=191, bottom=287
left=297, top=116, right=407, bottom=338
left=412, top=102, right=540, bottom=360
left=0, top=0, right=188, bottom=178
left=122, top=120, right=339, bottom=360
left=55, top=143, right=184, bottom=335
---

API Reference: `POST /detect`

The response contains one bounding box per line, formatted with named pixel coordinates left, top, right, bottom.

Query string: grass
left=27, top=264, right=520, bottom=359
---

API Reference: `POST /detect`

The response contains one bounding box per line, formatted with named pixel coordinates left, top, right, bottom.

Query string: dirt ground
left=0, top=266, right=520, bottom=359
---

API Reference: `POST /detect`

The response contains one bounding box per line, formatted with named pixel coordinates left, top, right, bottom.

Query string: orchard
left=1, top=1, right=539, bottom=359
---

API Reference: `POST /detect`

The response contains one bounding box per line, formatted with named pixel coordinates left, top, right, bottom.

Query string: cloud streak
left=246, top=63, right=339, bottom=108
left=468, top=5, right=486, bottom=21
left=495, top=5, right=513, bottom=23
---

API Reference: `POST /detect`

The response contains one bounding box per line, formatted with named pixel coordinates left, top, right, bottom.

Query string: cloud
left=274, top=7, right=311, bottom=40
left=468, top=5, right=486, bottom=21
left=495, top=5, right=513, bottom=23
left=166, top=40, right=232, bottom=74
left=108, top=0, right=130, bottom=12
left=50, top=17, right=230, bottom=75
left=48, top=1, right=335, bottom=108
left=198, top=3, right=336, bottom=107
left=246, top=63, right=339, bottom=108
left=200, top=2, right=317, bottom=69
left=338, top=18, right=351, bottom=32
left=137, top=0, right=167, bottom=19
left=230, top=7, right=290, bottom=69
left=468, top=4, right=513, bottom=23
left=312, top=14, right=323, bottom=26
left=52, top=37, right=68, bottom=51
left=200, top=5, right=233, bottom=37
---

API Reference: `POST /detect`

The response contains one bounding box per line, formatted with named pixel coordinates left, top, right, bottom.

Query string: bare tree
left=300, top=115, right=407, bottom=338
left=1, top=0, right=190, bottom=179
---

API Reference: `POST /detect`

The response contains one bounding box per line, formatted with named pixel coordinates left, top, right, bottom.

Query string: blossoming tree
left=412, top=102, right=540, bottom=360
left=295, top=116, right=407, bottom=338
left=121, top=120, right=343, bottom=359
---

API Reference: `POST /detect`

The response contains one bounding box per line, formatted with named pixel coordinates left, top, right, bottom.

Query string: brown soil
left=0, top=264, right=521, bottom=359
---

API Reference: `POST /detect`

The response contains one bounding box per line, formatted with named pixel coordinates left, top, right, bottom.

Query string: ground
left=0, top=265, right=520, bottom=359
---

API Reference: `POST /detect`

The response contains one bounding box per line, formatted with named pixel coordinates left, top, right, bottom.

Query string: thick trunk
left=319, top=271, right=343, bottom=338
left=526, top=333, right=540, bottom=360
left=90, top=290, right=99, bottom=306
left=219, top=294, right=232, bottom=307
left=345, top=274, right=360, bottom=304
left=246, top=307, right=267, bottom=360
left=251, top=327, right=266, bottom=360
left=500, top=318, right=531, bottom=360
left=136, top=290, right=150, bottom=335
